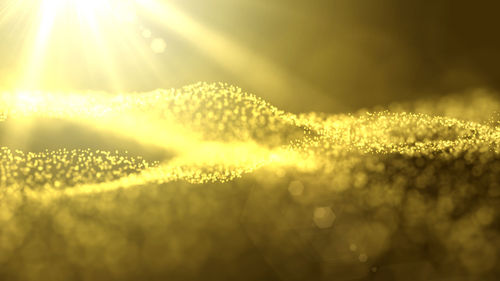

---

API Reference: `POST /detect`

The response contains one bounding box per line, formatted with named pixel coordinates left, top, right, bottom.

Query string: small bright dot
left=349, top=243, right=357, bottom=252
left=275, top=169, right=286, bottom=177
left=142, top=29, right=152, bottom=38
left=359, top=253, right=368, bottom=262
left=17, top=92, right=42, bottom=106
left=288, top=180, right=304, bottom=196
left=313, top=206, right=336, bottom=229
left=151, top=38, right=166, bottom=53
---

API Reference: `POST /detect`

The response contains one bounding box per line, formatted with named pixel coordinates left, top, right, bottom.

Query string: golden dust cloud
left=1, top=1, right=500, bottom=281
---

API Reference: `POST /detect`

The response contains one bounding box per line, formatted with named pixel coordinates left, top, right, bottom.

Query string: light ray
left=0, top=0, right=154, bottom=91
left=2, top=0, right=329, bottom=107
left=21, top=0, right=61, bottom=88
left=135, top=0, right=329, bottom=108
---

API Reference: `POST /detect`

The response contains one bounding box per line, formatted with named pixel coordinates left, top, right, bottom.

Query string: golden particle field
left=0, top=83, right=499, bottom=281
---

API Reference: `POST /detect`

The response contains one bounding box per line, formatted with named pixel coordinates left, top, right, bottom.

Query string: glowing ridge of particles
left=0, top=82, right=498, bottom=200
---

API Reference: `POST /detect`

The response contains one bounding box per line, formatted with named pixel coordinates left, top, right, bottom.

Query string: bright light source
left=2, top=0, right=151, bottom=90
left=151, top=38, right=166, bottom=53
left=1, top=0, right=303, bottom=99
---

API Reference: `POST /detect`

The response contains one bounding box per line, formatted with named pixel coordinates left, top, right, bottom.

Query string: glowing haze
left=1, top=0, right=159, bottom=91
left=0, top=0, right=318, bottom=106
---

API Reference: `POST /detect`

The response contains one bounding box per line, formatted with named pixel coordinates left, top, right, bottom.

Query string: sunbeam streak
left=1, top=0, right=161, bottom=91
left=2, top=1, right=500, bottom=280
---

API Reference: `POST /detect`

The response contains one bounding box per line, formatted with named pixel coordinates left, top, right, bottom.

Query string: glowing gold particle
left=142, top=29, right=152, bottom=38
left=151, top=38, right=166, bottom=53
left=0, top=82, right=499, bottom=280
left=359, top=253, right=368, bottom=262
left=288, top=180, right=304, bottom=196
left=313, top=206, right=336, bottom=229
